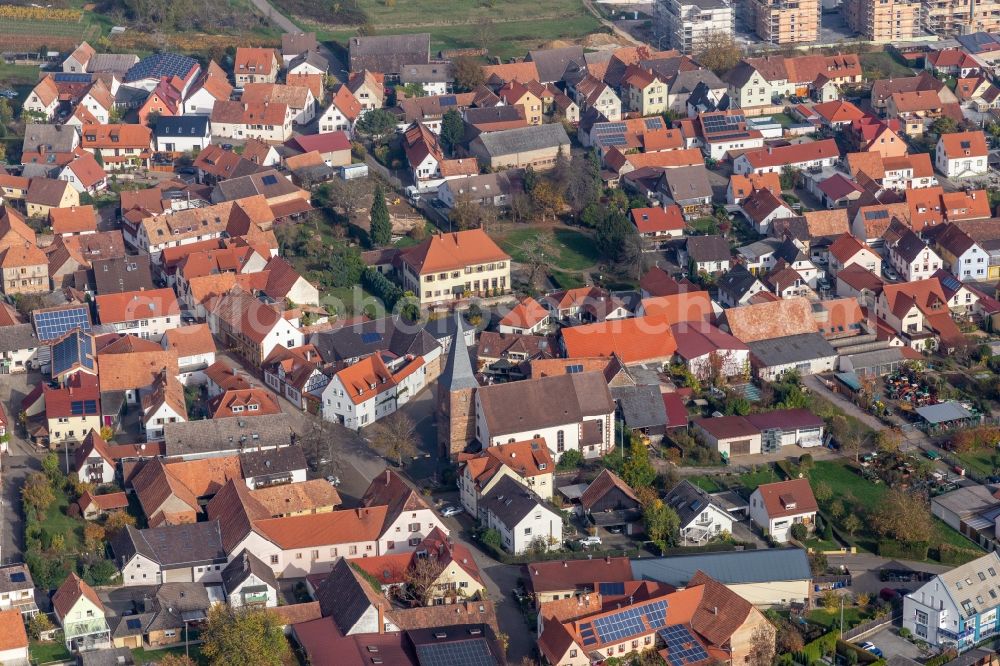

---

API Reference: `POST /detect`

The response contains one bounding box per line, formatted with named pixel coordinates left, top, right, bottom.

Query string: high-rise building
left=844, top=0, right=921, bottom=41
left=921, top=0, right=1000, bottom=36
left=749, top=0, right=820, bottom=44
left=656, top=0, right=735, bottom=54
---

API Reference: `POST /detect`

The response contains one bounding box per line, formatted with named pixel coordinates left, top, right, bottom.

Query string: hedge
left=654, top=542, right=757, bottom=557
left=877, top=540, right=929, bottom=560
left=801, top=631, right=837, bottom=662
left=837, top=639, right=881, bottom=664
left=936, top=543, right=985, bottom=566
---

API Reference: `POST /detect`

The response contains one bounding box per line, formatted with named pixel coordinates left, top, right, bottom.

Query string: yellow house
left=498, top=81, right=543, bottom=125
left=26, top=178, right=79, bottom=218
left=41, top=375, right=103, bottom=451
left=622, top=66, right=668, bottom=116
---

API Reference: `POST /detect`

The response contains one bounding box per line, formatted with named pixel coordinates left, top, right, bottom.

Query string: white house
left=111, top=522, right=227, bottom=588
left=361, top=470, right=450, bottom=555
left=748, top=479, right=817, bottom=543
left=23, top=77, right=59, bottom=120
left=221, top=551, right=279, bottom=608
left=95, top=288, right=180, bottom=341
left=903, top=551, right=1000, bottom=650
left=73, top=431, right=116, bottom=485
left=733, top=139, right=840, bottom=176
left=161, top=324, right=217, bottom=385
left=889, top=227, right=944, bottom=282
left=663, top=480, right=735, bottom=544
left=321, top=354, right=426, bottom=430
left=52, top=574, right=111, bottom=651
left=480, top=476, right=562, bottom=554
left=210, top=101, right=293, bottom=144
left=722, top=62, right=773, bottom=109
left=317, top=86, right=362, bottom=134
left=154, top=116, right=212, bottom=153
left=0, top=608, right=29, bottom=664
left=935, top=131, right=989, bottom=179
left=827, top=233, right=881, bottom=279
left=474, top=372, right=616, bottom=462
left=933, top=224, right=989, bottom=282
left=141, top=373, right=187, bottom=441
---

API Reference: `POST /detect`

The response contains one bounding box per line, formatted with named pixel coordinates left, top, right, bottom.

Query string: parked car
left=883, top=265, right=899, bottom=281
left=440, top=505, right=462, bottom=517
left=860, top=643, right=883, bottom=658
left=578, top=536, right=602, bottom=547
left=325, top=475, right=340, bottom=486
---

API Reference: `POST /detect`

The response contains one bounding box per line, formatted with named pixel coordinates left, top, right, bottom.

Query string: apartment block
left=750, top=0, right=820, bottom=44
left=657, top=0, right=735, bottom=54
left=845, top=0, right=921, bottom=40
left=923, top=0, right=1000, bottom=35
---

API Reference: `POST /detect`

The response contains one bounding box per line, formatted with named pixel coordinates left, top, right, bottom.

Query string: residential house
left=621, top=66, right=669, bottom=116
left=80, top=125, right=153, bottom=171
left=722, top=61, right=773, bottom=109
left=141, top=371, right=187, bottom=441
left=346, top=70, right=385, bottom=111
left=561, top=316, right=678, bottom=367
left=475, top=371, right=615, bottom=462
left=670, top=322, right=750, bottom=380
left=848, top=117, right=908, bottom=158
left=242, top=83, right=317, bottom=125
left=23, top=75, right=59, bottom=119
left=903, top=552, right=1000, bottom=650
left=524, top=556, right=634, bottom=605
left=936, top=131, right=989, bottom=179
left=77, top=490, right=129, bottom=520
left=154, top=116, right=211, bottom=154
left=683, top=234, right=731, bottom=274
left=58, top=150, right=108, bottom=195
left=749, top=478, right=817, bottom=542
left=288, top=51, right=329, bottom=77
left=73, top=430, right=116, bottom=484
left=397, top=229, right=511, bottom=307
left=741, top=188, right=796, bottom=235
left=727, top=172, right=782, bottom=205
left=262, top=345, right=327, bottom=410
left=926, top=48, right=982, bottom=77
left=402, top=122, right=477, bottom=191
left=631, top=205, right=685, bottom=244
left=664, top=480, right=735, bottom=544
left=317, top=86, right=362, bottom=134
left=122, top=53, right=200, bottom=93
left=876, top=278, right=965, bottom=351
left=281, top=32, right=319, bottom=64
left=481, top=476, right=562, bottom=554
left=25, top=178, right=79, bottom=218
left=827, top=233, right=881, bottom=279
left=110, top=522, right=227, bottom=586
left=208, top=287, right=304, bottom=366
left=183, top=61, right=233, bottom=115
left=222, top=551, right=280, bottom=608
left=53, top=574, right=110, bottom=651
left=0, top=609, right=28, bottom=664
left=888, top=224, right=944, bottom=282
left=437, top=171, right=523, bottom=210
left=137, top=77, right=184, bottom=126
left=498, top=297, right=550, bottom=335
left=95, top=288, right=179, bottom=341
left=498, top=81, right=543, bottom=125
left=286, top=132, right=352, bottom=167
left=234, top=48, right=279, bottom=86
left=571, top=75, right=622, bottom=121
left=320, top=352, right=426, bottom=430
left=458, top=438, right=554, bottom=519
left=887, top=90, right=959, bottom=136
left=361, top=470, right=450, bottom=555
left=658, top=165, right=712, bottom=217
left=347, top=33, right=430, bottom=76
left=716, top=264, right=767, bottom=307
left=579, top=469, right=642, bottom=536
left=733, top=139, right=840, bottom=175
left=0, top=564, right=37, bottom=617
left=210, top=100, right=293, bottom=143
left=932, top=223, right=991, bottom=281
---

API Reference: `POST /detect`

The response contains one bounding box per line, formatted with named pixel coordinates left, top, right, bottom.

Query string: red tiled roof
left=562, top=316, right=678, bottom=364
left=96, top=287, right=179, bottom=324
left=631, top=205, right=684, bottom=234
left=755, top=478, right=817, bottom=518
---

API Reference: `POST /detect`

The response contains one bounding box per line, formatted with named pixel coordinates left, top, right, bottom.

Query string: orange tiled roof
left=562, top=316, right=678, bottom=364
left=400, top=229, right=509, bottom=274
left=95, top=287, right=179, bottom=324
left=499, top=296, right=549, bottom=330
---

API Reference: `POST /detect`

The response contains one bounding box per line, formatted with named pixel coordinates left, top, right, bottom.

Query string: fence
left=841, top=611, right=900, bottom=641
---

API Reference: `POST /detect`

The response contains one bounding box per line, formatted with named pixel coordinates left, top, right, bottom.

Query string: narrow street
left=0, top=370, right=47, bottom=565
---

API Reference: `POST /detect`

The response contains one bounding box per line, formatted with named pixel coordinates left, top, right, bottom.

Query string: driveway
left=859, top=627, right=923, bottom=661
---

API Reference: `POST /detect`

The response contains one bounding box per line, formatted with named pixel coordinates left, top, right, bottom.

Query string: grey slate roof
left=310, top=315, right=439, bottom=365
left=87, top=53, right=140, bottom=76
left=0, top=563, right=33, bottom=595
left=663, top=480, right=728, bottom=527
left=612, top=384, right=667, bottom=430
left=162, top=413, right=293, bottom=457
left=669, top=69, right=725, bottom=95
left=23, top=124, right=78, bottom=154
left=92, top=256, right=155, bottom=296
left=348, top=34, right=430, bottom=74
left=717, top=264, right=762, bottom=302
left=891, top=226, right=930, bottom=263
left=661, top=165, right=712, bottom=204
left=400, top=63, right=453, bottom=84
left=155, top=115, right=210, bottom=138
left=79, top=647, right=136, bottom=666
left=112, top=522, right=226, bottom=568
left=439, top=312, right=478, bottom=392
left=915, top=400, right=976, bottom=425
left=476, top=371, right=613, bottom=437
left=842, top=347, right=904, bottom=371
left=473, top=124, right=570, bottom=158
left=630, top=547, right=812, bottom=585
left=685, top=235, right=731, bottom=263
left=288, top=50, right=329, bottom=73
left=0, top=323, right=39, bottom=353
left=481, top=475, right=551, bottom=527
left=746, top=332, right=838, bottom=367
left=282, top=32, right=318, bottom=56
left=738, top=238, right=782, bottom=262
left=239, top=445, right=307, bottom=478
left=221, top=549, right=279, bottom=595
left=722, top=61, right=758, bottom=88
left=527, top=46, right=586, bottom=83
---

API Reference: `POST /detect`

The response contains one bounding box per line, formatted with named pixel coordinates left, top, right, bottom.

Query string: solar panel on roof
left=599, top=581, right=625, bottom=595
left=361, top=331, right=383, bottom=344
left=125, top=53, right=198, bottom=82
left=439, top=95, right=457, bottom=107
left=660, top=624, right=710, bottom=666
left=961, top=141, right=972, bottom=149
left=644, top=118, right=662, bottom=130
left=591, top=600, right=669, bottom=644
left=126, top=618, right=142, bottom=630
left=51, top=332, right=83, bottom=377
left=9, top=572, right=25, bottom=582
left=865, top=209, right=889, bottom=220
left=33, top=307, right=92, bottom=342
left=415, top=639, right=498, bottom=666
left=261, top=174, right=278, bottom=186
left=54, top=73, right=92, bottom=83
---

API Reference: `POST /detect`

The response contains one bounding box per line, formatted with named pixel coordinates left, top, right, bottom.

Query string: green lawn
left=807, top=606, right=870, bottom=630
left=769, top=112, right=797, bottom=128
left=37, top=490, right=84, bottom=552
left=737, top=466, right=782, bottom=493
left=30, top=640, right=72, bottom=664
left=498, top=227, right=599, bottom=272
left=953, top=448, right=997, bottom=476
left=688, top=475, right=722, bottom=493
left=933, top=517, right=983, bottom=552
left=805, top=537, right=842, bottom=552
left=550, top=270, right=585, bottom=290
left=308, top=0, right=601, bottom=61
left=859, top=51, right=915, bottom=80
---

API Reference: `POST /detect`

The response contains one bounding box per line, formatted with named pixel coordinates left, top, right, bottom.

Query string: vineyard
left=0, top=4, right=97, bottom=52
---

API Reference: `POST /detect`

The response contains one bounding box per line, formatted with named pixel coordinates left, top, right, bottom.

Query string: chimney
left=713, top=606, right=718, bottom=615
left=385, top=469, right=390, bottom=484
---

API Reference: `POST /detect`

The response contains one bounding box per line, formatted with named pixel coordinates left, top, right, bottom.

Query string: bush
left=877, top=540, right=929, bottom=560
left=937, top=543, right=984, bottom=565
left=790, top=523, right=808, bottom=541
left=556, top=449, right=583, bottom=471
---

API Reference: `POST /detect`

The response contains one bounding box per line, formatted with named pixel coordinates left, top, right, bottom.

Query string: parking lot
left=860, top=627, right=924, bottom=661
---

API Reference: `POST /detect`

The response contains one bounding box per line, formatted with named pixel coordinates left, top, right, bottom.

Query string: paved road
left=0, top=370, right=47, bottom=564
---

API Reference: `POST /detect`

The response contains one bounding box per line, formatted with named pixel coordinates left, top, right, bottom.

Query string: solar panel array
left=592, top=122, right=628, bottom=147
left=644, top=117, right=664, bottom=131
left=588, top=600, right=669, bottom=645
left=599, top=581, right=626, bottom=595
left=9, top=572, right=26, bottom=582
left=53, top=73, right=92, bottom=84
left=865, top=209, right=889, bottom=220
left=361, top=331, right=383, bottom=344
left=439, top=95, right=458, bottom=107
left=33, top=307, right=91, bottom=342
left=126, top=618, right=142, bottom=630
left=701, top=113, right=745, bottom=136
left=70, top=400, right=98, bottom=416
left=51, top=331, right=94, bottom=377
left=660, top=624, right=710, bottom=666
left=125, top=53, right=198, bottom=82
left=415, top=640, right=499, bottom=666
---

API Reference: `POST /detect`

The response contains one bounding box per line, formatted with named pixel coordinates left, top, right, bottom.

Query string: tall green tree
left=644, top=499, right=680, bottom=549
left=622, top=438, right=656, bottom=489
left=440, top=108, right=464, bottom=157
left=21, top=472, right=53, bottom=521
left=355, top=108, right=398, bottom=145
left=564, top=150, right=601, bottom=215
left=369, top=185, right=392, bottom=247
left=202, top=605, right=288, bottom=666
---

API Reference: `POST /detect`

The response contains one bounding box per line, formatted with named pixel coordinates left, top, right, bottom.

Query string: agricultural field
left=0, top=5, right=100, bottom=52
left=284, top=0, right=602, bottom=61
